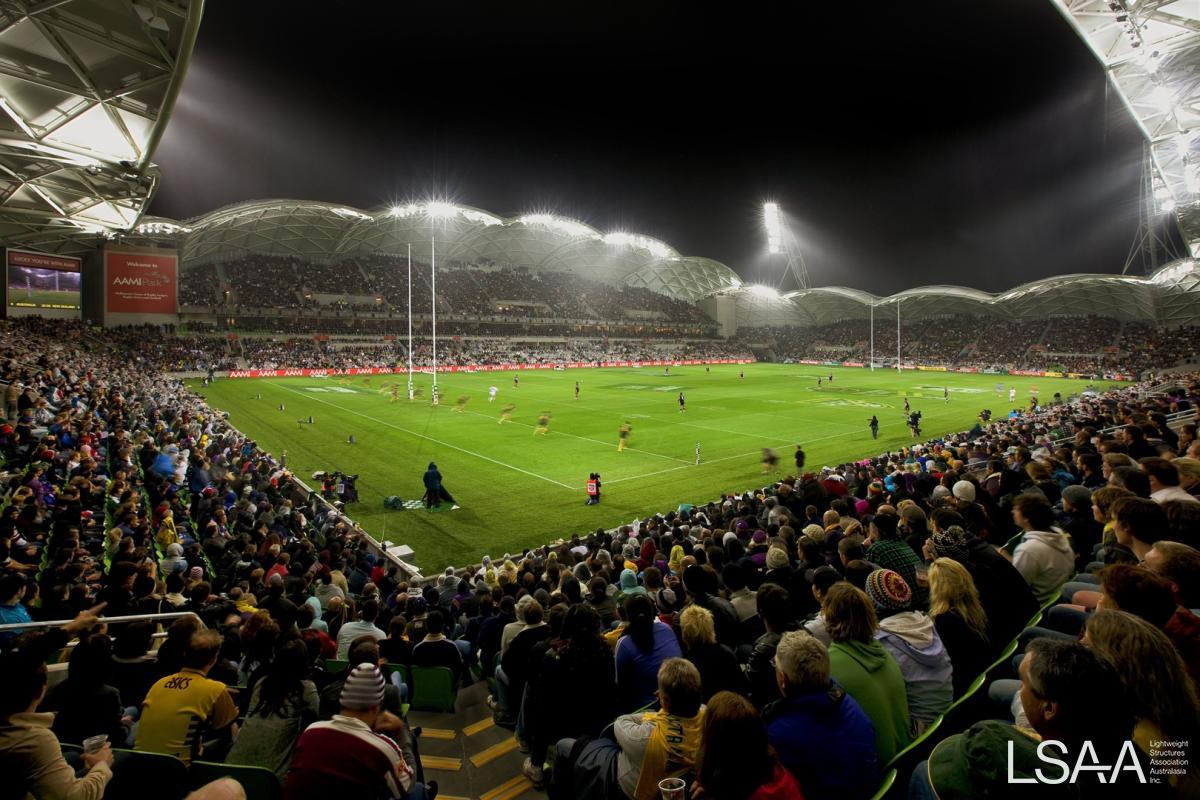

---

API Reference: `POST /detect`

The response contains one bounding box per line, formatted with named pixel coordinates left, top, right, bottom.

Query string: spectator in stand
left=0, top=648, right=114, bottom=800
left=823, top=582, right=911, bottom=765
left=39, top=633, right=130, bottom=746
left=225, top=639, right=320, bottom=781
left=320, top=637, right=405, bottom=720
left=743, top=583, right=798, bottom=708
left=490, top=599, right=548, bottom=725
left=913, top=639, right=1149, bottom=798
left=522, top=605, right=616, bottom=786
left=692, top=691, right=803, bottom=800
left=864, top=569, right=953, bottom=730
left=1111, top=496, right=1168, bottom=562
left=679, top=605, right=747, bottom=700
left=1010, top=494, right=1074, bottom=603
left=864, top=514, right=925, bottom=610
left=926, top=558, right=990, bottom=696
left=285, top=663, right=434, bottom=800
left=335, top=598, right=387, bottom=659
left=681, top=564, right=740, bottom=646
left=1083, top=609, right=1200, bottom=792
left=411, top=609, right=466, bottom=690
left=615, top=594, right=682, bottom=712
left=550, top=658, right=705, bottom=800
left=135, top=629, right=238, bottom=764
left=1142, top=457, right=1199, bottom=505
left=764, top=630, right=880, bottom=800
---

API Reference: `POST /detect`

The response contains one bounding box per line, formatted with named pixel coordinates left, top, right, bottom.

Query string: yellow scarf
left=633, top=708, right=705, bottom=800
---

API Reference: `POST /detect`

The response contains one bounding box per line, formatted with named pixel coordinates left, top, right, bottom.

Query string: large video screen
left=6, top=249, right=82, bottom=311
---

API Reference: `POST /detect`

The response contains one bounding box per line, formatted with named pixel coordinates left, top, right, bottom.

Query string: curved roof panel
left=169, top=199, right=742, bottom=301
left=0, top=0, right=203, bottom=256
left=731, top=259, right=1200, bottom=327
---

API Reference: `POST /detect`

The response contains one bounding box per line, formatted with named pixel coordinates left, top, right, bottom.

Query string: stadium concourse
left=1, top=315, right=1198, bottom=800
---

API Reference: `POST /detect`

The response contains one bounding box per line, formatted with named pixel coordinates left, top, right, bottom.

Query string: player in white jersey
left=488, top=386, right=498, bottom=402
left=1009, top=386, right=1017, bottom=404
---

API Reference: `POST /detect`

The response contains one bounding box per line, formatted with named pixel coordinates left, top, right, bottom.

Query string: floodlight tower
left=763, top=202, right=812, bottom=291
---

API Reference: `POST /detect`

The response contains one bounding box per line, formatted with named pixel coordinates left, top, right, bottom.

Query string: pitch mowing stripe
left=276, top=384, right=577, bottom=490
left=462, top=409, right=691, bottom=464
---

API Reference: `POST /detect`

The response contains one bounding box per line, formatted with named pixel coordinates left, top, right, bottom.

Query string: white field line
left=276, top=384, right=576, bottom=490
left=462, top=409, right=690, bottom=464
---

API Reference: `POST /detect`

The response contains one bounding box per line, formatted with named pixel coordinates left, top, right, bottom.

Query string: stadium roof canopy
left=1051, top=0, right=1200, bottom=256
left=720, top=258, right=1200, bottom=327
left=0, top=0, right=202, bottom=257
left=138, top=199, right=745, bottom=302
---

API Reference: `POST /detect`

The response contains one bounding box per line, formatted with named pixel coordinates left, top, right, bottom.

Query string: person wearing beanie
left=286, top=662, right=436, bottom=800
left=951, top=480, right=976, bottom=504
left=761, top=547, right=793, bottom=593
left=864, top=569, right=953, bottom=730
left=864, top=514, right=927, bottom=610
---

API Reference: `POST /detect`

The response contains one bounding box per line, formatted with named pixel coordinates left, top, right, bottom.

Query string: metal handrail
left=0, top=610, right=203, bottom=633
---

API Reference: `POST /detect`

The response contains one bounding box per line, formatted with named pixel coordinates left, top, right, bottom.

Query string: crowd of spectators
left=1, top=314, right=1198, bottom=800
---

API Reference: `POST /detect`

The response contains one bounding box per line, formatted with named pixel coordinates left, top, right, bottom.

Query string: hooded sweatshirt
left=876, top=611, right=953, bottom=726
left=1011, top=529, right=1074, bottom=604
left=828, top=638, right=911, bottom=765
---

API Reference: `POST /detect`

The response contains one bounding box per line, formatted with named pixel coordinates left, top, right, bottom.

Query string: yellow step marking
left=420, top=727, right=457, bottom=740
left=479, top=775, right=532, bottom=800
left=419, top=755, right=463, bottom=771
left=462, top=716, right=495, bottom=736
left=469, top=736, right=519, bottom=767
left=437, top=796, right=471, bottom=800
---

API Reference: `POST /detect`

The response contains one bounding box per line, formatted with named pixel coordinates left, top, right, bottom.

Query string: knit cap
left=339, top=663, right=386, bottom=710
left=865, top=569, right=912, bottom=612
left=952, top=480, right=976, bottom=503
left=929, top=525, right=970, bottom=561
left=802, top=523, right=824, bottom=539
left=766, top=547, right=789, bottom=570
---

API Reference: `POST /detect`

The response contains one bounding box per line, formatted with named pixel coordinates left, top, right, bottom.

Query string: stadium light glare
left=763, top=202, right=784, bottom=254
left=748, top=284, right=780, bottom=299
left=1148, top=85, right=1176, bottom=110
left=519, top=214, right=595, bottom=238
left=602, top=232, right=672, bottom=258
left=424, top=201, right=459, bottom=219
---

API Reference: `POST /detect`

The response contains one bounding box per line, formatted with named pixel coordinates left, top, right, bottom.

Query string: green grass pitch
left=8, top=289, right=81, bottom=310
left=188, top=365, right=1114, bottom=571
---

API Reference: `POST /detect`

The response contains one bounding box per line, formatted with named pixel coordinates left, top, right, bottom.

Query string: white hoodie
left=1012, top=529, right=1074, bottom=604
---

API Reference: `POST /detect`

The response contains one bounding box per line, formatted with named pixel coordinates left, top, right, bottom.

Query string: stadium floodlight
left=460, top=208, right=503, bottom=226
left=763, top=202, right=784, bottom=255
left=747, top=284, right=779, bottom=299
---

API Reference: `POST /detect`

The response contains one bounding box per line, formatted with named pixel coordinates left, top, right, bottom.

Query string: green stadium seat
left=408, top=665, right=457, bottom=712
left=323, top=658, right=350, bottom=674
left=105, top=749, right=189, bottom=799
left=190, top=760, right=283, bottom=800
left=869, top=768, right=898, bottom=800
left=985, top=639, right=1020, bottom=675
left=885, top=713, right=944, bottom=771
left=1002, top=532, right=1024, bottom=554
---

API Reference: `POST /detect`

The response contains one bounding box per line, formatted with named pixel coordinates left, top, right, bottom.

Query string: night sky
left=150, top=0, right=1161, bottom=295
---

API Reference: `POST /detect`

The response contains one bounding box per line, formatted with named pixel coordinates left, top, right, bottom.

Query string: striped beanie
left=340, top=663, right=386, bottom=710
left=865, top=569, right=912, bottom=612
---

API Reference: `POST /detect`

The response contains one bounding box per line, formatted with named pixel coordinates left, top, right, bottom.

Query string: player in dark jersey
left=678, top=392, right=686, bottom=412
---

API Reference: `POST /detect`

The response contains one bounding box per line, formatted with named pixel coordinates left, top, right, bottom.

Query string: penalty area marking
left=275, top=384, right=577, bottom=490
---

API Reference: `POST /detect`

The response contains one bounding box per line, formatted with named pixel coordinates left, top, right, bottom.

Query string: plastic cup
left=659, top=777, right=686, bottom=800
left=82, top=734, right=107, bottom=754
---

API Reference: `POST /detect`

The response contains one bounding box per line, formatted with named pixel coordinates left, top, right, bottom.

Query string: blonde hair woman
left=1084, top=609, right=1200, bottom=791
left=679, top=605, right=747, bottom=701
left=927, top=558, right=990, bottom=695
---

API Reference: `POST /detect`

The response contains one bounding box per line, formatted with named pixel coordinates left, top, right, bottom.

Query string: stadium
left=1, top=2, right=1199, bottom=800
